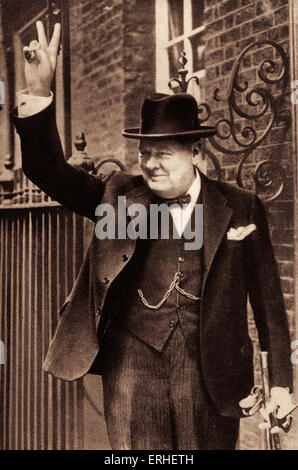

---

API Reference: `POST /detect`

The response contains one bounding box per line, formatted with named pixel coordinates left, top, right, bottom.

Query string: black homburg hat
left=122, top=93, right=216, bottom=140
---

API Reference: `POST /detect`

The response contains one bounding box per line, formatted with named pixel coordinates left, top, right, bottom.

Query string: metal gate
left=0, top=172, right=85, bottom=450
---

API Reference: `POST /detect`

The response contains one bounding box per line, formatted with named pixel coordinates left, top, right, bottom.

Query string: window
left=156, top=0, right=205, bottom=101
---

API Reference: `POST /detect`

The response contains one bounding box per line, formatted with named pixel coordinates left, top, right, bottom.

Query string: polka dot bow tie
left=160, top=193, right=191, bottom=207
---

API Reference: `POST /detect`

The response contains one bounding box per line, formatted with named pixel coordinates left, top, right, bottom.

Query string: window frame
left=155, top=0, right=206, bottom=100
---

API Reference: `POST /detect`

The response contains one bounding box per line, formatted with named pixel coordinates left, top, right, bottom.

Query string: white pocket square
left=227, top=224, right=257, bottom=241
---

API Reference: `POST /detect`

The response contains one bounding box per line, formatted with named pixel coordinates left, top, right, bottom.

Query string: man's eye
left=158, top=152, right=171, bottom=157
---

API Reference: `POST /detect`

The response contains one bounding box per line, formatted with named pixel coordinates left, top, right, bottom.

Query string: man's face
left=138, top=139, right=198, bottom=198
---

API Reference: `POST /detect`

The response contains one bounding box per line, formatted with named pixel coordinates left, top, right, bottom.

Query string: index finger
left=49, top=23, right=61, bottom=52
left=36, top=21, right=48, bottom=48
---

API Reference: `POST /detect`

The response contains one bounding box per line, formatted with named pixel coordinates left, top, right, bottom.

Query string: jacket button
left=169, top=320, right=176, bottom=328
left=103, top=277, right=110, bottom=285
left=122, top=254, right=128, bottom=262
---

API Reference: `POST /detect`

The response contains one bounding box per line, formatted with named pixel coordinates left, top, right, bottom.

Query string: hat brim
left=122, top=127, right=217, bottom=140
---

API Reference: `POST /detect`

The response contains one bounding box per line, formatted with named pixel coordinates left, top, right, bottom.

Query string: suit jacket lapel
left=200, top=172, right=233, bottom=297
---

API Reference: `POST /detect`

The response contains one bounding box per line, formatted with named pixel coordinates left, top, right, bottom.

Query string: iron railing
left=0, top=205, right=85, bottom=449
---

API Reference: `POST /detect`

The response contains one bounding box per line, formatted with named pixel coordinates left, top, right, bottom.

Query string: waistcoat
left=117, top=200, right=204, bottom=351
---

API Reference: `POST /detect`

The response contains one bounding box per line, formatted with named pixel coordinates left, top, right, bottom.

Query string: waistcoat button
left=103, top=277, right=110, bottom=285
left=178, top=257, right=185, bottom=263
left=122, top=254, right=128, bottom=262
left=169, top=320, right=176, bottom=328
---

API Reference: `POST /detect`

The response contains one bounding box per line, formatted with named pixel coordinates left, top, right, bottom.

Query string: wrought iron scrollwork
left=168, top=51, right=200, bottom=93
left=168, top=41, right=289, bottom=201
left=250, top=159, right=286, bottom=201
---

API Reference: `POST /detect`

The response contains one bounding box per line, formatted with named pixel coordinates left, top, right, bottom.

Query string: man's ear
left=192, top=141, right=202, bottom=165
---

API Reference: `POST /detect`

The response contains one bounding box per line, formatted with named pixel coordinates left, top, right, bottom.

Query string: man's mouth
left=149, top=174, right=167, bottom=179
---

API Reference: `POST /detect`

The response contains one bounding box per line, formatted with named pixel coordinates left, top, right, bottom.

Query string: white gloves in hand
left=267, top=387, right=296, bottom=420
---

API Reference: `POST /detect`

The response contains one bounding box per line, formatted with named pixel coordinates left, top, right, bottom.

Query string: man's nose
left=145, top=155, right=160, bottom=170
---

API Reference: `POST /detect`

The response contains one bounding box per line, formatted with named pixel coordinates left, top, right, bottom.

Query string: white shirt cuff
left=16, top=89, right=53, bottom=117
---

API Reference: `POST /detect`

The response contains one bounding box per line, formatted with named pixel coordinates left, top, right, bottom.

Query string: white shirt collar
left=187, top=166, right=201, bottom=207
left=169, top=167, right=201, bottom=237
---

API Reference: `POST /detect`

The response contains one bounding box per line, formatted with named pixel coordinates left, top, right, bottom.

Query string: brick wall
left=202, top=0, right=297, bottom=449
left=69, top=0, right=126, bottom=164
left=69, top=0, right=155, bottom=171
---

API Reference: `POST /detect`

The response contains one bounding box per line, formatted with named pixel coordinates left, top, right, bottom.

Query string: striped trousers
left=100, top=323, right=239, bottom=450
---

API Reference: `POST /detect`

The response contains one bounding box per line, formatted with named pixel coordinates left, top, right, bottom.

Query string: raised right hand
left=24, top=21, right=61, bottom=96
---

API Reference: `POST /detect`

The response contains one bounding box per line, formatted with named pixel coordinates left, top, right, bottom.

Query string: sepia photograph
left=0, top=0, right=298, bottom=452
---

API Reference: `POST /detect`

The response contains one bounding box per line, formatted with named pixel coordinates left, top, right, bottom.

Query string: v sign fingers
left=24, top=21, right=61, bottom=96
left=36, top=21, right=48, bottom=49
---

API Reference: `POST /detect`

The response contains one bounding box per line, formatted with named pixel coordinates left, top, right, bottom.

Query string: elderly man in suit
left=13, top=22, right=294, bottom=450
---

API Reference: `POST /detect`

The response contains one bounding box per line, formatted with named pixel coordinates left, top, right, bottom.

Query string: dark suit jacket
left=14, top=103, right=293, bottom=418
